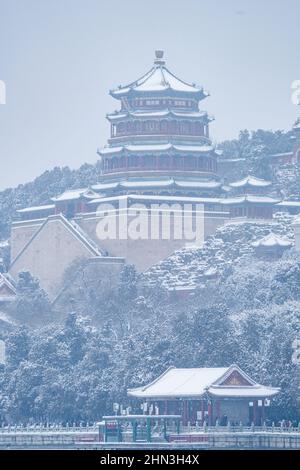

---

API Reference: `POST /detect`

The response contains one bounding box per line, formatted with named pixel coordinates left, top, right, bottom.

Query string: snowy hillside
left=142, top=213, right=296, bottom=290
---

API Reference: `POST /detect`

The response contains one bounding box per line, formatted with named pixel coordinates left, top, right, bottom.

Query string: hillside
left=143, top=213, right=295, bottom=291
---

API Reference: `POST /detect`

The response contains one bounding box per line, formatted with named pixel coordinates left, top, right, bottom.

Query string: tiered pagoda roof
left=97, top=51, right=220, bottom=192
left=110, top=50, right=208, bottom=99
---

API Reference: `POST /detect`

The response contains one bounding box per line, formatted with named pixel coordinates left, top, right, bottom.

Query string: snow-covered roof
left=222, top=195, right=280, bottom=205
left=251, top=233, right=292, bottom=248
left=17, top=204, right=55, bottom=214
left=88, top=194, right=223, bottom=206
left=110, top=52, right=207, bottom=99
left=0, top=240, right=9, bottom=248
left=203, top=267, right=218, bottom=277
left=51, top=188, right=98, bottom=202
left=92, top=182, right=121, bottom=191
left=0, top=273, right=17, bottom=301
left=229, top=175, right=272, bottom=188
left=277, top=200, right=300, bottom=207
left=293, top=215, right=300, bottom=225
left=293, top=117, right=300, bottom=129
left=107, top=110, right=209, bottom=121
left=0, top=311, right=15, bottom=325
left=128, top=365, right=279, bottom=399
left=175, top=180, right=221, bottom=189
left=98, top=143, right=214, bottom=156
left=93, top=179, right=221, bottom=191
left=208, top=386, right=279, bottom=398
left=268, top=151, right=293, bottom=159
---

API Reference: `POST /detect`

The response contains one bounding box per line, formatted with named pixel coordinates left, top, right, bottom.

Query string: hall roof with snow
left=128, top=364, right=280, bottom=400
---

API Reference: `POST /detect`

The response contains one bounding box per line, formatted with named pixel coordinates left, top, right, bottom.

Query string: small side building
left=128, top=364, right=280, bottom=426
left=251, top=233, right=292, bottom=259
left=223, top=175, right=280, bottom=220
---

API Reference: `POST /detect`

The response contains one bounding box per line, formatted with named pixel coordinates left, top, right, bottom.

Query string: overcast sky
left=0, top=0, right=299, bottom=190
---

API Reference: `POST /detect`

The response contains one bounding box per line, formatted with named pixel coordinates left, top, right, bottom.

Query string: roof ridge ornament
left=154, top=50, right=165, bottom=66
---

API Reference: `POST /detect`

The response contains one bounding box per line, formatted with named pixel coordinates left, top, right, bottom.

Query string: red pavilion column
left=262, top=399, right=265, bottom=424
left=208, top=401, right=212, bottom=426
left=216, top=400, right=221, bottom=421
left=201, top=399, right=205, bottom=424
left=253, top=400, right=258, bottom=425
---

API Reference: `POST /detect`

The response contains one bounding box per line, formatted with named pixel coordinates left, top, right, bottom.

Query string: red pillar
left=182, top=400, right=190, bottom=426
left=182, top=400, right=186, bottom=425
left=253, top=400, right=258, bottom=425
left=262, top=399, right=265, bottom=424
left=201, top=399, right=205, bottom=424
left=208, top=401, right=212, bottom=426
left=216, top=400, right=221, bottom=421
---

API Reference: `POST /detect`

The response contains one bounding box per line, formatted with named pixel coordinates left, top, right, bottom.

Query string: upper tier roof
left=110, top=51, right=207, bottom=100
left=229, top=175, right=272, bottom=189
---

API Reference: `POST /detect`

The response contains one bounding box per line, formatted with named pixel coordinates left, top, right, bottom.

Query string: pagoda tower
left=97, top=51, right=221, bottom=197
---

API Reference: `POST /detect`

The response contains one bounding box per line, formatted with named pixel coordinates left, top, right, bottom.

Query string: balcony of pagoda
left=125, top=98, right=200, bottom=110
left=101, top=154, right=218, bottom=177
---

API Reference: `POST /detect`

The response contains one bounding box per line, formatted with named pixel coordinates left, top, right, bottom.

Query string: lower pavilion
left=128, top=364, right=280, bottom=426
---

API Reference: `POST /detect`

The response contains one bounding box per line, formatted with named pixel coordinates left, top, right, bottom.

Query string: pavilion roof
left=277, top=200, right=300, bottom=208
left=229, top=175, right=272, bottom=189
left=222, top=195, right=280, bottom=205
left=128, top=364, right=280, bottom=399
left=251, top=233, right=292, bottom=248
left=110, top=51, right=207, bottom=100
left=0, top=273, right=17, bottom=301
left=51, top=188, right=98, bottom=203
left=17, top=204, right=55, bottom=214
